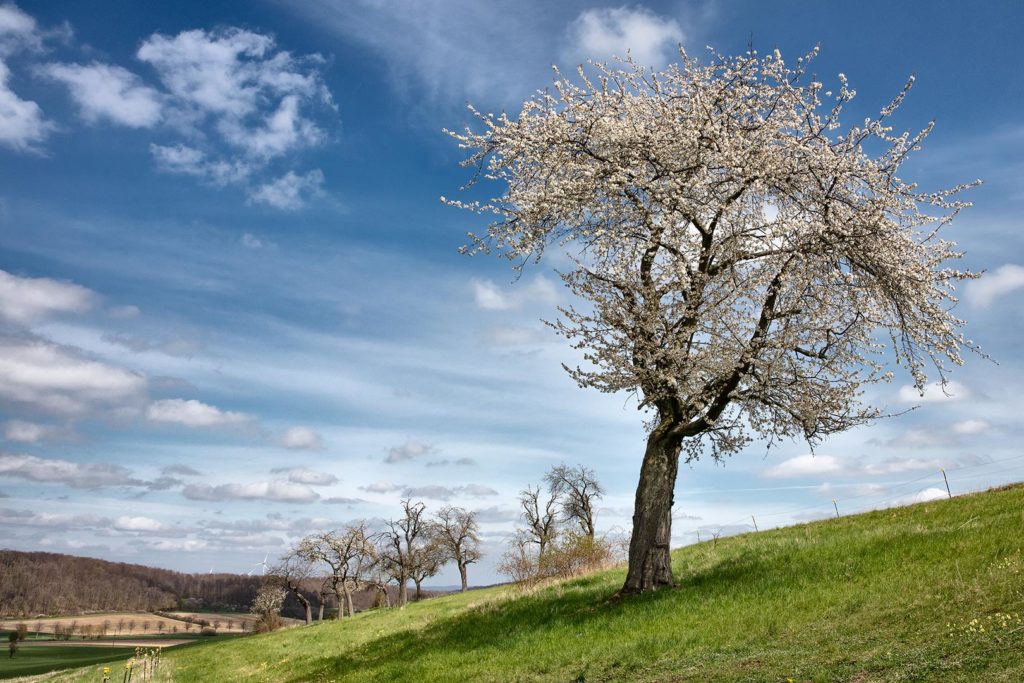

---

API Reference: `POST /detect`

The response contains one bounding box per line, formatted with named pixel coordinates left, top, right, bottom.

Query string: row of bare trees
left=262, top=502, right=483, bottom=625
left=501, top=464, right=617, bottom=584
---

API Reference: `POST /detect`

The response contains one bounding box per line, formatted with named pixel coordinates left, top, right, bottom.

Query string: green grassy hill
left=23, top=483, right=1024, bottom=682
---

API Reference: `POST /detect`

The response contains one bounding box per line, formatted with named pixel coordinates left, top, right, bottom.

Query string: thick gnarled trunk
left=459, top=563, right=468, bottom=592
left=621, top=425, right=681, bottom=594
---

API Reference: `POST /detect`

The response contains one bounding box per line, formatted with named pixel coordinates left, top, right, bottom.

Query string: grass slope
left=33, top=484, right=1024, bottom=682
left=0, top=645, right=136, bottom=680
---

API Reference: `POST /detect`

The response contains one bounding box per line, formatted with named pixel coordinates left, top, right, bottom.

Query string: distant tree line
left=0, top=551, right=261, bottom=618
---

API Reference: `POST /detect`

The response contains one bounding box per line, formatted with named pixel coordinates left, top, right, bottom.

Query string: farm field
left=0, top=644, right=135, bottom=680
left=18, top=482, right=1024, bottom=682
left=1, top=613, right=189, bottom=637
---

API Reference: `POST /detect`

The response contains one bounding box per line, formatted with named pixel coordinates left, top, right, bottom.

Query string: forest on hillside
left=0, top=550, right=262, bottom=617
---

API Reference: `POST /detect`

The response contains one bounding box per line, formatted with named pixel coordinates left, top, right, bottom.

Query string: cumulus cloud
left=40, top=62, right=163, bottom=127
left=401, top=483, right=499, bottom=500
left=472, top=506, right=520, bottom=523
left=3, top=419, right=59, bottom=443
left=145, top=398, right=250, bottom=427
left=383, top=439, right=433, bottom=464
left=763, top=453, right=952, bottom=479
left=358, top=480, right=403, bottom=494
left=0, top=452, right=141, bottom=488
left=248, top=169, right=324, bottom=209
left=762, top=454, right=845, bottom=478
left=562, top=7, right=683, bottom=68
left=964, top=264, right=1024, bottom=308
left=0, top=268, right=97, bottom=323
left=322, top=496, right=365, bottom=505
left=269, top=466, right=338, bottom=486
left=897, top=380, right=970, bottom=403
left=279, top=426, right=323, bottom=450
left=113, top=515, right=165, bottom=531
left=182, top=479, right=320, bottom=503
left=896, top=487, right=949, bottom=505
left=134, top=27, right=333, bottom=203
left=0, top=335, right=145, bottom=414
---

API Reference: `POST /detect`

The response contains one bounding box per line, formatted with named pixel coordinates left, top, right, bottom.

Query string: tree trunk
left=621, top=425, right=681, bottom=594
left=414, top=578, right=423, bottom=601
left=339, top=589, right=352, bottom=618
left=294, top=591, right=312, bottom=625
left=398, top=575, right=409, bottom=607
left=345, top=589, right=354, bottom=618
left=317, top=601, right=325, bottom=621
left=459, top=563, right=468, bottom=592
left=340, top=587, right=352, bottom=618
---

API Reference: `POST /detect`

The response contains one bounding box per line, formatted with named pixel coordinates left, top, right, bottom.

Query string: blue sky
left=1, top=0, right=1022, bottom=585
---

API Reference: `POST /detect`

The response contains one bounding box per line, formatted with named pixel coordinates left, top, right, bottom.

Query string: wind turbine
left=247, top=552, right=269, bottom=576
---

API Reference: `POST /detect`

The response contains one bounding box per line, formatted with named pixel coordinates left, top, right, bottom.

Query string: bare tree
left=410, top=538, right=447, bottom=601
left=447, top=48, right=977, bottom=594
left=377, top=499, right=429, bottom=607
left=431, top=506, right=482, bottom=592
left=519, top=485, right=558, bottom=564
left=297, top=523, right=376, bottom=618
left=544, top=464, right=604, bottom=540
left=268, top=552, right=316, bottom=625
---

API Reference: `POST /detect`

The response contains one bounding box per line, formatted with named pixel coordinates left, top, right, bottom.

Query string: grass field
left=0, top=644, right=136, bottom=680
left=15, top=483, right=1024, bottom=682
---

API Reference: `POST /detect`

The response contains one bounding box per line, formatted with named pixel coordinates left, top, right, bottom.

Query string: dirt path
left=21, top=638, right=194, bottom=648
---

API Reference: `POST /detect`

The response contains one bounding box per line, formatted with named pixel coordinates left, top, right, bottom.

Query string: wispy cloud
left=278, top=426, right=323, bottom=450
left=383, top=439, right=433, bottom=464
left=268, top=466, right=337, bottom=486
left=0, top=452, right=142, bottom=488
left=145, top=398, right=250, bottom=428
left=182, top=479, right=320, bottom=503
left=965, top=264, right=1024, bottom=308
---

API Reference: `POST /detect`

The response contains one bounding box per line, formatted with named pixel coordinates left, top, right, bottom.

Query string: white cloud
left=248, top=169, right=324, bottom=209
left=149, top=143, right=253, bottom=186
left=0, top=5, right=50, bottom=152
left=762, top=454, right=845, bottom=478
left=0, top=452, right=141, bottom=488
left=0, top=268, right=97, bottom=323
left=145, top=398, right=250, bottom=427
left=182, top=479, right=319, bottom=503
left=0, top=59, right=49, bottom=151
left=383, top=439, right=433, bottom=464
left=269, top=466, right=337, bottom=486
left=896, top=487, right=949, bottom=505
left=764, top=454, right=949, bottom=479
left=279, top=426, right=323, bottom=450
left=562, top=7, right=683, bottom=68
left=3, top=419, right=58, bottom=443
left=40, top=62, right=163, bottom=128
left=241, top=232, right=266, bottom=249
left=0, top=335, right=145, bottom=414
left=897, top=381, right=971, bottom=403
left=964, top=264, right=1024, bottom=308
left=0, top=507, right=108, bottom=528
left=401, top=483, right=499, bottom=500
left=470, top=276, right=559, bottom=311
left=471, top=279, right=512, bottom=310
left=951, top=419, right=991, bottom=435
left=358, top=480, right=403, bottom=494
left=114, top=515, right=164, bottom=531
